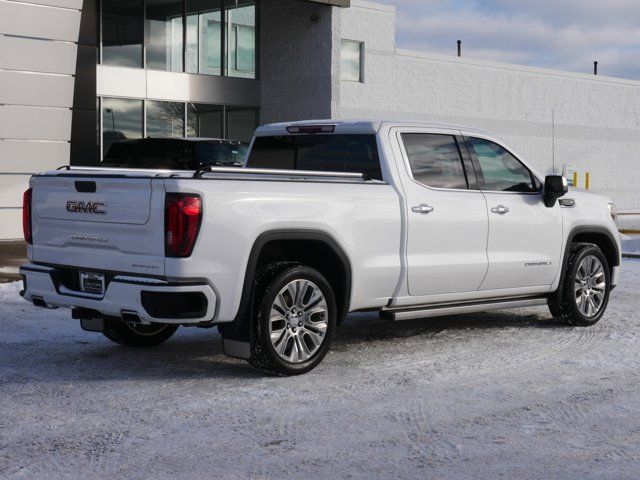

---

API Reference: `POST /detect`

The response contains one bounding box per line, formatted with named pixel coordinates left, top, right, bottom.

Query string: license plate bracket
left=79, top=271, right=105, bottom=295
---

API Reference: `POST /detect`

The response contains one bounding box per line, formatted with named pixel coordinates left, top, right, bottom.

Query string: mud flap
left=222, top=338, right=251, bottom=360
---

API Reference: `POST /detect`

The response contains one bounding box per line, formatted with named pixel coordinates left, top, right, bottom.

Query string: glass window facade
left=186, top=0, right=223, bottom=75
left=102, top=97, right=143, bottom=156
left=227, top=107, right=259, bottom=143
left=102, top=0, right=144, bottom=67
left=101, top=0, right=256, bottom=78
left=146, top=101, right=185, bottom=138
left=187, top=103, right=224, bottom=138
left=340, top=40, right=364, bottom=82
left=226, top=1, right=256, bottom=78
left=146, top=0, right=184, bottom=72
left=100, top=98, right=258, bottom=159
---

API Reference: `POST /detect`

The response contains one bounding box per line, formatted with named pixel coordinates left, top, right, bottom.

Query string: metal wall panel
left=0, top=70, right=74, bottom=108
left=8, top=0, right=83, bottom=9
left=0, top=174, right=30, bottom=208
left=96, top=66, right=147, bottom=99
left=0, top=106, right=72, bottom=141
left=0, top=36, right=78, bottom=75
left=0, top=209, right=22, bottom=239
left=0, top=140, right=70, bottom=173
left=147, top=70, right=262, bottom=106
left=0, top=0, right=81, bottom=42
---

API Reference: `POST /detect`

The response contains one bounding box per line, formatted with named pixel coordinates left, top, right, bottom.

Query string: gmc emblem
left=66, top=201, right=106, bottom=215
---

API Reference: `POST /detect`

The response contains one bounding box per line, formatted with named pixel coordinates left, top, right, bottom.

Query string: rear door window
left=401, top=133, right=469, bottom=189
left=247, top=134, right=382, bottom=180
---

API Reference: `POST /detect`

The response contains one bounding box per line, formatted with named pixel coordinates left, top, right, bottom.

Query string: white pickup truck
left=20, top=120, right=621, bottom=375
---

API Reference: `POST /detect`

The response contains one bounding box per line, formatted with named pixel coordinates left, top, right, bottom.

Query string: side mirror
left=543, top=175, right=568, bottom=207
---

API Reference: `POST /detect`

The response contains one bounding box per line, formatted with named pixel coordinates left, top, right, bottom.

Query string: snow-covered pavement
left=2, top=261, right=640, bottom=479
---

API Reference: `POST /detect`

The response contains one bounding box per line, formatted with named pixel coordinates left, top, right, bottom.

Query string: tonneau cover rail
left=39, top=166, right=379, bottom=183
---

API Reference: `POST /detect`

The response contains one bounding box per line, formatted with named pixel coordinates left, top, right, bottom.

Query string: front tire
left=249, top=265, right=337, bottom=376
left=548, top=243, right=611, bottom=326
left=102, top=319, right=179, bottom=347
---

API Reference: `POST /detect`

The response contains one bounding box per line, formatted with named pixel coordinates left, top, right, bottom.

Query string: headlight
left=608, top=203, right=617, bottom=222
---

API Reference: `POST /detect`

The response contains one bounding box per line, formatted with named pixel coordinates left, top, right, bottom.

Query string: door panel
left=397, top=131, right=489, bottom=296
left=464, top=136, right=563, bottom=290
left=481, top=191, right=562, bottom=290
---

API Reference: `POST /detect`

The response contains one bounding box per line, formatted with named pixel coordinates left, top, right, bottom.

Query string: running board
left=381, top=296, right=548, bottom=322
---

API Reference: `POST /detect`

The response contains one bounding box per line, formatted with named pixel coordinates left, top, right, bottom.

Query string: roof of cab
left=256, top=119, right=495, bottom=137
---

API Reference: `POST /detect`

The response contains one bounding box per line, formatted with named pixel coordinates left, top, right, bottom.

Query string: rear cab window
left=247, top=134, right=383, bottom=180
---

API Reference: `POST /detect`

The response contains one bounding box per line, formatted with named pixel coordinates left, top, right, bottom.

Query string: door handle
left=491, top=205, right=510, bottom=215
left=412, top=204, right=434, bottom=214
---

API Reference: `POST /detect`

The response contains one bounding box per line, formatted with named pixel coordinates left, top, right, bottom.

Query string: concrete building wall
left=260, top=0, right=336, bottom=123
left=336, top=0, right=640, bottom=210
left=0, top=0, right=83, bottom=239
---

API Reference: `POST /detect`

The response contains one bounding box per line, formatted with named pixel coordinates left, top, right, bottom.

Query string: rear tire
left=249, top=264, right=337, bottom=376
left=548, top=242, right=610, bottom=326
left=102, top=319, right=178, bottom=347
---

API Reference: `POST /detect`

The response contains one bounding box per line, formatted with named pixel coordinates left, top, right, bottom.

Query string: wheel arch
left=555, top=226, right=620, bottom=298
left=220, top=229, right=352, bottom=356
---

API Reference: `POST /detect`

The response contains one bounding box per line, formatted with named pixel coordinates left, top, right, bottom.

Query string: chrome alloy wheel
left=574, top=255, right=607, bottom=318
left=268, top=279, right=329, bottom=363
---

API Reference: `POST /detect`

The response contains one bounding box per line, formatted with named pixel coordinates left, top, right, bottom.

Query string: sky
left=376, top=0, right=640, bottom=80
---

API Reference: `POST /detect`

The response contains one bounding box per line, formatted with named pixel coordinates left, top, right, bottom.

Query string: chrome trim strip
left=19, top=264, right=55, bottom=273
left=112, top=275, right=169, bottom=285
left=383, top=296, right=548, bottom=321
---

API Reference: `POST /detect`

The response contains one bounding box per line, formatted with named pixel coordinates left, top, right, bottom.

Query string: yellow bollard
left=585, top=172, right=590, bottom=190
left=572, top=171, right=578, bottom=188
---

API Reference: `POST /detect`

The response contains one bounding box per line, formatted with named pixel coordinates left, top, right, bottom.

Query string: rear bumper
left=19, top=263, right=217, bottom=325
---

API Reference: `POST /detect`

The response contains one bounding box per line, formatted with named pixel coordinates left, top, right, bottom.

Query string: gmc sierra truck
left=19, top=120, right=621, bottom=375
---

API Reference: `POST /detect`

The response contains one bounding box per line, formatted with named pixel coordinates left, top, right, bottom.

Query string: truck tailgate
left=31, top=175, right=166, bottom=276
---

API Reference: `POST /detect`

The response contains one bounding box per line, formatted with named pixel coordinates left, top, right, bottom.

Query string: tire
left=249, top=264, right=337, bottom=376
left=102, top=319, right=179, bottom=347
left=548, top=242, right=611, bottom=326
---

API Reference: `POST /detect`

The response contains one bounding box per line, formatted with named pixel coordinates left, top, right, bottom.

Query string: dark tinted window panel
left=101, top=97, right=143, bottom=158
left=248, top=134, right=382, bottom=180
left=102, top=0, right=144, bottom=68
left=187, top=103, right=223, bottom=138
left=468, top=138, right=536, bottom=192
left=137, top=141, right=193, bottom=169
left=195, top=142, right=247, bottom=166
left=402, top=133, right=468, bottom=189
left=103, top=141, right=137, bottom=166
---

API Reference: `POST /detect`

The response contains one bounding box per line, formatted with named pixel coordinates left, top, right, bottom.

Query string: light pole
left=105, top=107, right=115, bottom=131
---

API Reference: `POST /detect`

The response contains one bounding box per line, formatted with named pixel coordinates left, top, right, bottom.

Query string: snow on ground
left=621, top=234, right=640, bottom=255
left=1, top=262, right=640, bottom=479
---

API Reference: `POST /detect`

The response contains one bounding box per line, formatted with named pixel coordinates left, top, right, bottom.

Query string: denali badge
left=71, top=234, right=108, bottom=243
left=66, top=201, right=106, bottom=214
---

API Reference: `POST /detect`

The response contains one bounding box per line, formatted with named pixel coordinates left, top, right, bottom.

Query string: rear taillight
left=165, top=193, right=202, bottom=258
left=23, top=188, right=32, bottom=244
